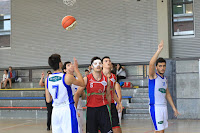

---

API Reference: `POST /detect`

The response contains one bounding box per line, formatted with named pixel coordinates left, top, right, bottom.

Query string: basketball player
left=149, top=41, right=180, bottom=133
left=63, top=61, right=86, bottom=133
left=74, top=56, right=113, bottom=133
left=45, top=54, right=85, bottom=133
left=102, top=56, right=123, bottom=133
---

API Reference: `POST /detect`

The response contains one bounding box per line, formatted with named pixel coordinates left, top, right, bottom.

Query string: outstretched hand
left=73, top=57, right=78, bottom=70
left=158, top=40, right=164, bottom=51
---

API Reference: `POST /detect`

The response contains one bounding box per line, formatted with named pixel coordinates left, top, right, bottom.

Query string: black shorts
left=11, top=78, right=15, bottom=83
left=86, top=105, right=113, bottom=133
left=111, top=103, right=120, bottom=128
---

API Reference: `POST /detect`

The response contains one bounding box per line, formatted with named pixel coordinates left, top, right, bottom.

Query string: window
left=0, top=0, right=10, bottom=48
left=172, top=0, right=194, bottom=36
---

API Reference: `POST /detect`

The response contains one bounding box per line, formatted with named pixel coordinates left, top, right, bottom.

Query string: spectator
left=111, top=63, right=117, bottom=75
left=88, top=65, right=92, bottom=73
left=85, top=69, right=89, bottom=77
left=39, top=70, right=53, bottom=131
left=4, top=66, right=16, bottom=89
left=1, top=70, right=8, bottom=89
left=116, top=63, right=126, bottom=82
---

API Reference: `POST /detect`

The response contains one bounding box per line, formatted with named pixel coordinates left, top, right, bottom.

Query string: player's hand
left=158, top=40, right=164, bottom=52
left=77, top=112, right=80, bottom=117
left=174, top=109, right=180, bottom=117
left=116, top=103, right=123, bottom=113
left=73, top=57, right=78, bottom=70
left=41, top=72, right=45, bottom=78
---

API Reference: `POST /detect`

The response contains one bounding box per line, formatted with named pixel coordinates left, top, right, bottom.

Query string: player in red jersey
left=74, top=56, right=113, bottom=133
left=102, top=56, right=123, bottom=133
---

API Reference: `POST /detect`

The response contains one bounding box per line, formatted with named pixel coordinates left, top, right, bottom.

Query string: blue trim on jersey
left=149, top=79, right=155, bottom=105
left=69, top=103, right=79, bottom=133
left=156, top=73, right=164, bottom=79
left=47, top=78, right=49, bottom=90
left=52, top=72, right=62, bottom=74
left=62, top=74, right=74, bottom=104
left=150, top=105, right=157, bottom=130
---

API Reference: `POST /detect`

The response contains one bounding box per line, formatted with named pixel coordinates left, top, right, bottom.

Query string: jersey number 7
left=52, top=85, right=59, bottom=99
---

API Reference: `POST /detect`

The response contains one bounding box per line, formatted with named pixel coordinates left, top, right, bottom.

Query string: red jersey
left=86, top=73, right=109, bottom=107
left=109, top=73, right=117, bottom=103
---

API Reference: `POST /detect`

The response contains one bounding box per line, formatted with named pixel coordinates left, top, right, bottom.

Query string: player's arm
left=149, top=40, right=164, bottom=79
left=115, top=82, right=122, bottom=102
left=166, top=88, right=180, bottom=117
left=39, top=72, right=45, bottom=87
left=45, top=78, right=52, bottom=103
left=74, top=77, right=87, bottom=108
left=65, top=57, right=85, bottom=87
left=81, top=90, right=86, bottom=99
left=113, top=83, right=123, bottom=112
left=106, top=78, right=111, bottom=109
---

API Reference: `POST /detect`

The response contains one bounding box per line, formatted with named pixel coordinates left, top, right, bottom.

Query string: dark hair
left=48, top=54, right=61, bottom=71
left=101, top=56, right=110, bottom=63
left=4, top=70, right=8, bottom=73
left=62, top=61, right=71, bottom=70
left=117, top=63, right=122, bottom=70
left=91, top=56, right=101, bottom=65
left=156, top=58, right=166, bottom=66
left=47, top=70, right=52, bottom=74
left=9, top=66, right=12, bottom=69
left=85, top=69, right=89, bottom=72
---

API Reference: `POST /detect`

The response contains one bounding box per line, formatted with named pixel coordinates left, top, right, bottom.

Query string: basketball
left=62, top=15, right=77, bottom=31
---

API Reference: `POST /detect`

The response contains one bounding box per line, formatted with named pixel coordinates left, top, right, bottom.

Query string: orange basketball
left=62, top=16, right=77, bottom=31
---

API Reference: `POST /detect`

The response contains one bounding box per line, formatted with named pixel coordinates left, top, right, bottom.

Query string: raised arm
left=74, top=77, right=87, bottom=108
left=149, top=40, right=164, bottom=79
left=39, top=72, right=45, bottom=87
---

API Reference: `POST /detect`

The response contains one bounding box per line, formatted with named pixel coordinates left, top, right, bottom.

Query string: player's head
left=63, top=61, right=74, bottom=74
left=156, top=57, right=166, bottom=75
left=47, top=70, right=52, bottom=76
left=91, top=56, right=102, bottom=72
left=85, top=69, right=89, bottom=76
left=102, top=56, right=111, bottom=69
left=48, top=54, right=63, bottom=71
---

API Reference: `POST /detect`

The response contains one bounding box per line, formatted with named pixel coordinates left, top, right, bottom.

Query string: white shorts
left=52, top=103, right=79, bottom=133
left=149, top=105, right=168, bottom=131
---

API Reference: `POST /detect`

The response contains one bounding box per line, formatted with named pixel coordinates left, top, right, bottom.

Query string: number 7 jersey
left=47, top=73, right=74, bottom=107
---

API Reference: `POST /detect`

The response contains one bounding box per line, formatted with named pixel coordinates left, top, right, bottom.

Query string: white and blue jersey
left=148, top=73, right=168, bottom=131
left=149, top=73, right=167, bottom=106
left=47, top=72, right=79, bottom=133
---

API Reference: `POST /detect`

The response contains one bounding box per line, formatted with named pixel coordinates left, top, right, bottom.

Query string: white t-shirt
left=2, top=74, right=8, bottom=81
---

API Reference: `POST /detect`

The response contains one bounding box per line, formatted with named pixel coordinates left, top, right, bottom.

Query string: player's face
left=156, top=62, right=166, bottom=75
left=103, top=58, right=111, bottom=69
left=92, top=59, right=102, bottom=72
left=66, top=62, right=74, bottom=73
left=85, top=71, right=89, bottom=76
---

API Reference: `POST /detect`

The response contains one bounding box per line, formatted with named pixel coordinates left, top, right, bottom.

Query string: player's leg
left=51, top=107, right=62, bottom=133
left=86, top=107, right=98, bottom=133
left=98, top=105, right=113, bottom=133
left=62, top=104, right=79, bottom=133
left=77, top=109, right=84, bottom=133
left=111, top=103, right=121, bottom=133
left=117, top=109, right=122, bottom=125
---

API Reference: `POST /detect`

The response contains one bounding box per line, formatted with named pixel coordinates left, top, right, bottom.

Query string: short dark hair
left=156, top=58, right=166, bottom=66
left=62, top=61, right=71, bottom=70
left=91, top=56, right=101, bottom=65
left=47, top=70, right=52, bottom=74
left=85, top=69, right=89, bottom=72
left=48, top=54, right=61, bottom=71
left=4, top=70, right=8, bottom=73
left=9, top=66, right=12, bottom=69
left=102, top=56, right=110, bottom=63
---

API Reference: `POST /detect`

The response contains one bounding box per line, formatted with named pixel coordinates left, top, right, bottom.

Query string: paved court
left=0, top=119, right=199, bottom=133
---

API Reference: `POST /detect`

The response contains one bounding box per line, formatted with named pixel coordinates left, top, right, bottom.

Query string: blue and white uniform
left=149, top=73, right=168, bottom=131
left=71, top=78, right=83, bottom=133
left=47, top=73, right=79, bottom=133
